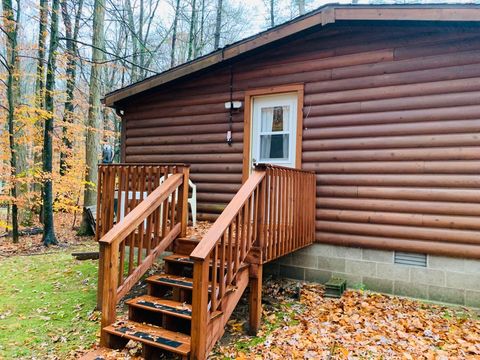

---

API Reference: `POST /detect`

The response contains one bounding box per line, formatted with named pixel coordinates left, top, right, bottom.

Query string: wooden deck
left=94, top=163, right=316, bottom=359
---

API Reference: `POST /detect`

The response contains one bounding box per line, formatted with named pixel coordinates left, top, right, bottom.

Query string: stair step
left=164, top=254, right=249, bottom=270
left=104, top=320, right=191, bottom=356
left=146, top=274, right=195, bottom=290
left=127, top=295, right=192, bottom=319
left=164, top=254, right=194, bottom=265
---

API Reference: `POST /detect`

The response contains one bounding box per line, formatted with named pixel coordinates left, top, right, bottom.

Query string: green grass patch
left=0, top=245, right=99, bottom=358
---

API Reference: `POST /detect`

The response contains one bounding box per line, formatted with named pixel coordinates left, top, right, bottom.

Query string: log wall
left=121, top=22, right=480, bottom=258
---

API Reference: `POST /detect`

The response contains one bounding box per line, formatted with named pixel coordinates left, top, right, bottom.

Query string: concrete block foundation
left=264, top=243, right=480, bottom=307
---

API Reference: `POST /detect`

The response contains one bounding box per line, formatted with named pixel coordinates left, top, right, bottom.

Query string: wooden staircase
left=94, top=163, right=316, bottom=359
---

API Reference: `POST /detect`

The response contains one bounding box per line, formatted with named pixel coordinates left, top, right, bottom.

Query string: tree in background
left=60, top=0, right=84, bottom=176
left=187, top=0, right=197, bottom=60
left=171, top=0, right=181, bottom=66
left=78, top=0, right=106, bottom=235
left=214, top=0, right=223, bottom=49
left=2, top=0, right=21, bottom=243
left=42, top=0, right=60, bottom=246
left=269, top=0, right=275, bottom=27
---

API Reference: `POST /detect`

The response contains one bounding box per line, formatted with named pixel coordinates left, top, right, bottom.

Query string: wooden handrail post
left=190, top=259, right=209, bottom=360
left=256, top=177, right=266, bottom=251
left=248, top=263, right=263, bottom=335
left=177, top=166, right=190, bottom=237
left=100, top=242, right=119, bottom=347
left=96, top=243, right=104, bottom=310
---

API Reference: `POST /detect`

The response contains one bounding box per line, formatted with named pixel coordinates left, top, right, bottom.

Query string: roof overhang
left=104, top=4, right=480, bottom=108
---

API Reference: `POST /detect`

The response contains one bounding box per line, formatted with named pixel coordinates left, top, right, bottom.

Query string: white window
left=251, top=93, right=297, bottom=168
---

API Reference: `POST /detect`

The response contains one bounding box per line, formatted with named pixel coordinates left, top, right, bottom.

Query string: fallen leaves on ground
left=0, top=213, right=93, bottom=257
left=213, top=280, right=480, bottom=359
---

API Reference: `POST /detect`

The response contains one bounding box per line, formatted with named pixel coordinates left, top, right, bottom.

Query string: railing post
left=191, top=259, right=209, bottom=360
left=177, top=166, right=190, bottom=237
left=248, top=263, right=263, bottom=335
left=100, top=241, right=119, bottom=347
left=96, top=244, right=104, bottom=310
left=256, top=176, right=266, bottom=261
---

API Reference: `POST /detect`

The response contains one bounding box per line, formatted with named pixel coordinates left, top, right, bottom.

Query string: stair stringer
left=205, top=265, right=250, bottom=355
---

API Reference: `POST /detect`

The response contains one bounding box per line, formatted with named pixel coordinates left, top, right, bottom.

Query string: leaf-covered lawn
left=0, top=244, right=100, bottom=359
left=213, top=281, right=480, bottom=360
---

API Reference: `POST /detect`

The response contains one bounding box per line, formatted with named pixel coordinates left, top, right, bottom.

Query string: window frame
left=242, top=84, right=304, bottom=183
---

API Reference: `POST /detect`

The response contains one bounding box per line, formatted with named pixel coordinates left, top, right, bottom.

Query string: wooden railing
left=96, top=164, right=190, bottom=346
left=96, top=163, right=189, bottom=240
left=189, top=164, right=316, bottom=358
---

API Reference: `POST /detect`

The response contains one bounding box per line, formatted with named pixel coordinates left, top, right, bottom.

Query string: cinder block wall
left=265, top=244, right=480, bottom=307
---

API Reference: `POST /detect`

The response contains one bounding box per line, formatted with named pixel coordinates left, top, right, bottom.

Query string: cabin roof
left=104, top=3, right=480, bottom=107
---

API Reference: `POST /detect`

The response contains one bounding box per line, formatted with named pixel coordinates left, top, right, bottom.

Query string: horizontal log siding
left=122, top=23, right=480, bottom=257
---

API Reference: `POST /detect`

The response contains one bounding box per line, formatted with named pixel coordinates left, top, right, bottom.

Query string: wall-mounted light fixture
left=224, top=101, right=242, bottom=110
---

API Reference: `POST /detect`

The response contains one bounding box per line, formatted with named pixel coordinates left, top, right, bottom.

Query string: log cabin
left=94, top=4, right=480, bottom=359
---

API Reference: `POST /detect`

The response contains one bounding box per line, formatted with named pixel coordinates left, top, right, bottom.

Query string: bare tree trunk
left=42, top=0, right=60, bottom=246
left=170, top=0, right=180, bottom=67
left=214, top=0, right=222, bottom=49
left=125, top=0, right=139, bottom=82
left=60, top=0, right=84, bottom=175
left=270, top=0, right=275, bottom=27
left=78, top=0, right=105, bottom=235
left=2, top=0, right=20, bottom=243
left=187, top=0, right=197, bottom=60
left=194, top=0, right=205, bottom=57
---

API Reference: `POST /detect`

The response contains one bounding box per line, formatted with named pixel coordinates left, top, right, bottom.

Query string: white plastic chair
left=159, top=174, right=197, bottom=227
left=115, top=190, right=149, bottom=228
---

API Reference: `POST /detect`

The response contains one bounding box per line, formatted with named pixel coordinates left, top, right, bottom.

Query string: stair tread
left=164, top=254, right=250, bottom=270
left=164, top=254, right=194, bottom=264
left=104, top=320, right=190, bottom=355
left=146, top=274, right=195, bottom=289
left=127, top=295, right=192, bottom=319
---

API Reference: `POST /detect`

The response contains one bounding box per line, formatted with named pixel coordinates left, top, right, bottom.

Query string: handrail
left=98, top=165, right=190, bottom=347
left=190, top=164, right=316, bottom=359
left=189, top=170, right=265, bottom=260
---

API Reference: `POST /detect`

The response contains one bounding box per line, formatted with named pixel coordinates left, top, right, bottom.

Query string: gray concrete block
left=362, top=249, right=393, bottom=263
left=376, top=263, right=410, bottom=281
left=279, top=265, right=304, bottom=281
left=411, top=268, right=445, bottom=287
left=305, top=268, right=332, bottom=284
left=363, top=277, right=393, bottom=294
left=464, top=259, right=480, bottom=275
left=345, top=260, right=376, bottom=277
left=332, top=272, right=363, bottom=288
left=343, top=247, right=363, bottom=260
left=446, top=272, right=480, bottom=291
left=264, top=263, right=279, bottom=277
left=428, top=286, right=465, bottom=305
left=317, top=256, right=346, bottom=272
left=428, top=256, right=464, bottom=272
left=394, top=280, right=428, bottom=299
left=465, top=290, right=480, bottom=308
left=276, top=253, right=292, bottom=265
left=309, top=243, right=362, bottom=259
left=291, top=253, right=317, bottom=268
